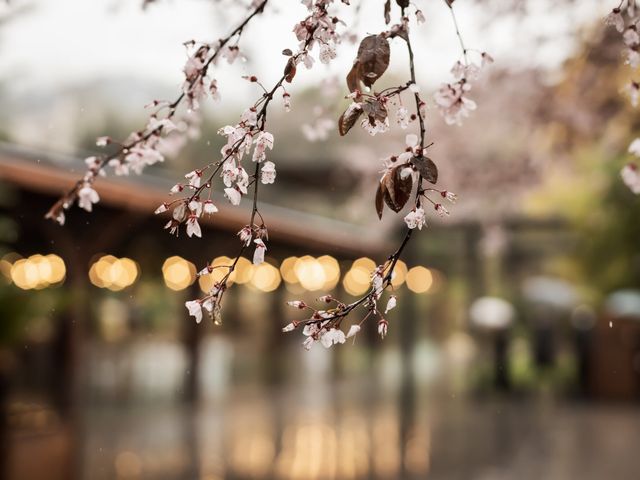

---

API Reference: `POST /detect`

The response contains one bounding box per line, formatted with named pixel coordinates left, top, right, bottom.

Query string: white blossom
left=189, top=200, right=203, bottom=217
left=396, top=107, right=409, bottom=129
left=320, top=328, right=346, bottom=348
left=224, top=187, right=242, bottom=206
left=404, top=207, right=426, bottom=230
left=154, top=203, right=168, bottom=214
left=185, top=170, right=202, bottom=187
left=253, top=238, right=266, bottom=265
left=435, top=203, right=450, bottom=217
left=78, top=184, right=100, bottom=212
left=203, top=200, right=218, bottom=214
left=186, top=216, right=202, bottom=238
left=261, top=161, right=276, bottom=184
left=252, top=131, right=274, bottom=162
left=604, top=8, right=625, bottom=33
left=377, top=319, right=388, bottom=339
left=621, top=163, right=640, bottom=194
left=629, top=138, right=640, bottom=156
left=287, top=300, right=307, bottom=309
left=319, top=44, right=337, bottom=64
left=185, top=300, right=203, bottom=323
left=237, top=226, right=252, bottom=246
left=346, top=324, right=361, bottom=338
left=385, top=295, right=397, bottom=314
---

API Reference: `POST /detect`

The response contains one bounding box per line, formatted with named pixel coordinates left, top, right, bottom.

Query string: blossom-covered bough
left=605, top=1, right=640, bottom=193
left=46, top=0, right=492, bottom=349
left=45, top=0, right=270, bottom=225
left=282, top=0, right=491, bottom=349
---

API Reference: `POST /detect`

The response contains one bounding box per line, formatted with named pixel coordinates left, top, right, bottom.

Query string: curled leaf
left=411, top=156, right=438, bottom=184
left=284, top=57, right=297, bottom=83
left=338, top=103, right=364, bottom=136
left=377, top=166, right=413, bottom=216
left=362, top=98, right=388, bottom=126
left=384, top=0, right=391, bottom=24
left=357, top=34, right=390, bottom=88
left=346, top=34, right=390, bottom=92
left=375, top=179, right=385, bottom=219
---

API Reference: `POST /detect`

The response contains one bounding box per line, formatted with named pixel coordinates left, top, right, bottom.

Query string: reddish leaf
left=284, top=58, right=296, bottom=83
left=382, top=166, right=413, bottom=213
left=338, top=103, right=364, bottom=136
left=357, top=35, right=390, bottom=88
left=346, top=62, right=361, bottom=93
left=384, top=0, right=391, bottom=24
left=375, top=179, right=385, bottom=219
left=412, top=156, right=438, bottom=184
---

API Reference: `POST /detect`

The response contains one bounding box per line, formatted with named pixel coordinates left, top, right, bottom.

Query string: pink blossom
left=404, top=207, right=426, bottom=230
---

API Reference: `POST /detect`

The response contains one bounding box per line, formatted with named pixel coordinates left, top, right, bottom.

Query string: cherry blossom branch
left=283, top=1, right=488, bottom=350
left=44, top=0, right=269, bottom=225
left=604, top=2, right=640, bottom=193
left=179, top=0, right=348, bottom=325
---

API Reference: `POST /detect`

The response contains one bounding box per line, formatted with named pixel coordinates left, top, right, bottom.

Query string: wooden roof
left=0, top=143, right=389, bottom=256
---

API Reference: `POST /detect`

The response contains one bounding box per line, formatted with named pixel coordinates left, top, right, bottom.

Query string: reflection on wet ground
left=73, top=394, right=640, bottom=480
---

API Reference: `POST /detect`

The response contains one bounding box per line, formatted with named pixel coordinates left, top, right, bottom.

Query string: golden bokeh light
left=294, top=256, right=326, bottom=291
left=390, top=260, right=408, bottom=288
left=405, top=266, right=433, bottom=294
left=234, top=257, right=254, bottom=284
left=199, top=256, right=235, bottom=292
left=89, top=255, right=139, bottom=291
left=343, top=268, right=370, bottom=296
left=279, top=256, right=299, bottom=284
left=352, top=257, right=376, bottom=273
left=162, top=256, right=196, bottom=291
left=317, top=255, right=340, bottom=290
left=9, top=254, right=66, bottom=289
left=251, top=263, right=281, bottom=292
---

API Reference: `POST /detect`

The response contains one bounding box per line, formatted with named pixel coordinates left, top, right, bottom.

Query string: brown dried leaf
left=284, top=58, right=296, bottom=83
left=395, top=0, right=410, bottom=7
left=375, top=179, right=385, bottom=219
left=384, top=0, right=391, bottom=24
left=362, top=98, right=388, bottom=124
left=338, top=103, right=364, bottom=136
left=357, top=35, right=390, bottom=88
left=412, top=156, right=438, bottom=184
left=346, top=62, right=361, bottom=93
left=383, top=166, right=413, bottom=213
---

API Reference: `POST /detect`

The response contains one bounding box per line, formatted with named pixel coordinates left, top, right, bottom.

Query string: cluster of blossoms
left=434, top=52, right=492, bottom=126
left=283, top=287, right=398, bottom=350
left=282, top=2, right=479, bottom=348
left=46, top=110, right=198, bottom=225
left=179, top=0, right=349, bottom=326
left=45, top=1, right=271, bottom=225
left=47, top=0, right=485, bottom=348
left=605, top=2, right=640, bottom=194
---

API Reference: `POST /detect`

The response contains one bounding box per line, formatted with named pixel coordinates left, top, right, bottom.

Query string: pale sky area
left=0, top=0, right=610, bottom=148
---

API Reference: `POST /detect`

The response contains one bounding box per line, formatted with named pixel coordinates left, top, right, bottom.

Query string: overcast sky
left=0, top=0, right=609, bottom=107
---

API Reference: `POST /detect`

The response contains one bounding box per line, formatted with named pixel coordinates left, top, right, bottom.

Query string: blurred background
left=2, top=0, right=640, bottom=479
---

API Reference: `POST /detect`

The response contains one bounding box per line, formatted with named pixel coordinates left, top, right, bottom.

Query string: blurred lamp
left=162, top=256, right=196, bottom=291
left=604, top=289, right=640, bottom=320
left=405, top=266, right=432, bottom=294
left=522, top=276, right=577, bottom=310
left=469, top=296, right=514, bottom=330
